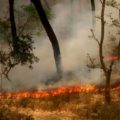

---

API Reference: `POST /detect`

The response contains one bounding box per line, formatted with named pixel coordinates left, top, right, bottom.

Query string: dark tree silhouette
left=99, top=0, right=114, bottom=104
left=90, top=0, right=114, bottom=104
left=9, top=0, right=17, bottom=51
left=91, top=0, right=95, bottom=11
left=91, top=0, right=96, bottom=26
left=1, top=0, right=38, bottom=81
left=31, top=0, right=63, bottom=78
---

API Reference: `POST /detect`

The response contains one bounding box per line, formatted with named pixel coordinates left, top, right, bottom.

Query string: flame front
left=0, top=85, right=96, bottom=99
left=0, top=85, right=120, bottom=99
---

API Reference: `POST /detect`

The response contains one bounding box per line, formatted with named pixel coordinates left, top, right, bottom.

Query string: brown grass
left=0, top=90, right=120, bottom=120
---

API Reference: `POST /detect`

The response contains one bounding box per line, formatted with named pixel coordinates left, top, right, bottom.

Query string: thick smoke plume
left=1, top=0, right=119, bottom=91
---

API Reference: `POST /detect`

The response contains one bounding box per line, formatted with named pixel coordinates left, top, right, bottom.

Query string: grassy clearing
left=0, top=90, right=120, bottom=120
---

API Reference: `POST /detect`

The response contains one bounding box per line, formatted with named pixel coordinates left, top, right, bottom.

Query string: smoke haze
left=1, top=0, right=119, bottom=91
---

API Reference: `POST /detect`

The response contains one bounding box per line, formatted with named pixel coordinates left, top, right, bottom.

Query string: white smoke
left=1, top=0, right=119, bottom=91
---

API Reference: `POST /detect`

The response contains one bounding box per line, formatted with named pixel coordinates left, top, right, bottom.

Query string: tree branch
left=99, top=0, right=107, bottom=73
left=91, top=29, right=100, bottom=45
left=31, top=0, right=63, bottom=77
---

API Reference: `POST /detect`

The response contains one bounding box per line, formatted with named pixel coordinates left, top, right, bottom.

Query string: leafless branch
left=87, top=54, right=96, bottom=68
left=91, top=29, right=100, bottom=45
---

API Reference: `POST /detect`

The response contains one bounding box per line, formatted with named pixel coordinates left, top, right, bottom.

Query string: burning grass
left=0, top=85, right=97, bottom=99
left=0, top=87, right=120, bottom=120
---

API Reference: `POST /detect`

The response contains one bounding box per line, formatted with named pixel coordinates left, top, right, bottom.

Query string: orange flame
left=0, top=85, right=96, bottom=99
left=0, top=84, right=120, bottom=99
left=105, top=55, right=120, bottom=61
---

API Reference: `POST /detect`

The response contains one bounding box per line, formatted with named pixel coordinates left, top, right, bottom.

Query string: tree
left=0, top=0, right=62, bottom=90
left=90, top=0, right=120, bottom=104
left=99, top=0, right=113, bottom=104
left=31, top=0, right=63, bottom=78
left=9, top=0, right=18, bottom=51
left=9, top=0, right=38, bottom=68
left=91, top=0, right=95, bottom=11
left=0, top=0, right=38, bottom=85
left=91, top=0, right=96, bottom=26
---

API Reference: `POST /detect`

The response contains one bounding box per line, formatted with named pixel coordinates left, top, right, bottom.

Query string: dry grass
left=0, top=90, right=120, bottom=120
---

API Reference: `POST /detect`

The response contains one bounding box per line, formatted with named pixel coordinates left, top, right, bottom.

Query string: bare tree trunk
left=99, top=0, right=113, bottom=104
left=0, top=74, right=2, bottom=92
left=119, top=10, right=120, bottom=20
left=31, top=0, right=63, bottom=78
left=9, top=0, right=18, bottom=51
left=105, top=73, right=111, bottom=103
left=90, top=0, right=95, bottom=11
left=90, top=0, right=95, bottom=26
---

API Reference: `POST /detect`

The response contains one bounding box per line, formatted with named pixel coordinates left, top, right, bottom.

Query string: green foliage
left=0, top=31, right=39, bottom=80
left=0, top=3, right=46, bottom=80
left=22, top=4, right=39, bottom=22
left=0, top=0, right=53, bottom=81
left=0, top=33, right=38, bottom=81
left=11, top=34, right=39, bottom=67
left=19, top=2, right=52, bottom=35
left=22, top=1, right=52, bottom=20
left=41, top=0, right=53, bottom=19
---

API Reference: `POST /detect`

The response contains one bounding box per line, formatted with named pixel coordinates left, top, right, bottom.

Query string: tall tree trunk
left=31, top=0, right=63, bottom=78
left=9, top=0, right=18, bottom=51
left=105, top=73, right=111, bottom=104
left=90, top=0, right=95, bottom=11
left=0, top=74, right=3, bottom=92
left=99, top=0, right=112, bottom=104
left=90, top=0, right=95, bottom=26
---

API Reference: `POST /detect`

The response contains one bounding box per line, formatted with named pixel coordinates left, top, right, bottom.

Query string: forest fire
left=0, top=84, right=120, bottom=99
